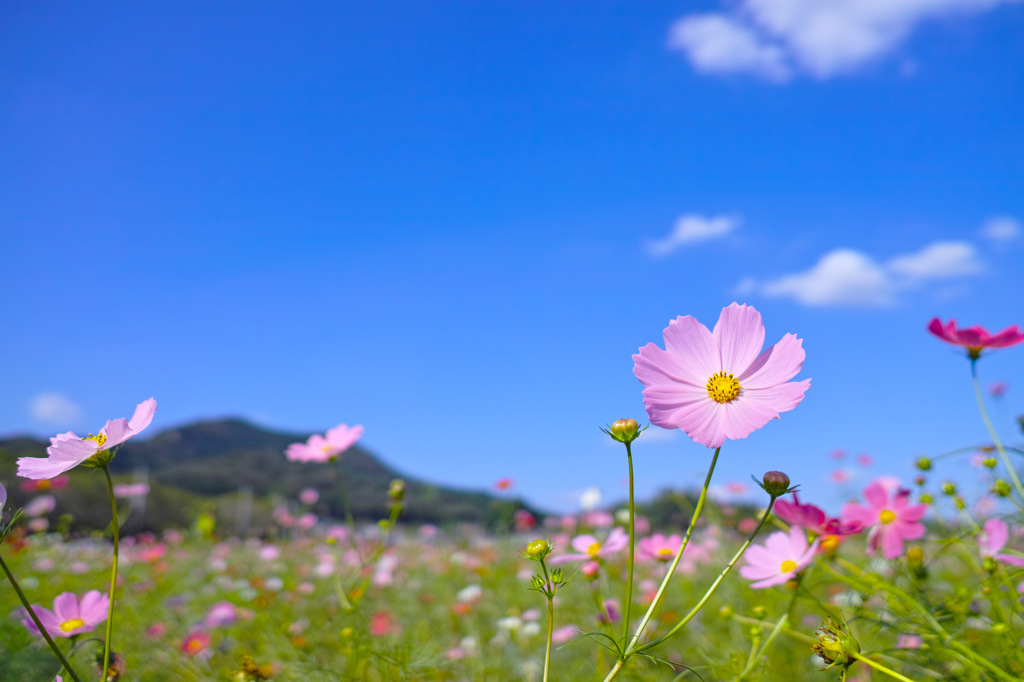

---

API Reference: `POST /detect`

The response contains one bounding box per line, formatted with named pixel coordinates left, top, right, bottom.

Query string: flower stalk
left=101, top=466, right=120, bottom=682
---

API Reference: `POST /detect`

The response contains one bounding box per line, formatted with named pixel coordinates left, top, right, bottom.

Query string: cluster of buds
left=991, top=480, right=1012, bottom=498
left=232, top=655, right=274, bottom=681
left=524, top=539, right=564, bottom=596
left=812, top=618, right=860, bottom=672
left=601, top=418, right=647, bottom=445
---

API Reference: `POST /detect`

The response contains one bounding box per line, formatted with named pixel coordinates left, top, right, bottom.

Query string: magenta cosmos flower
left=286, top=423, right=363, bottom=462
left=978, top=518, right=1024, bottom=567
left=633, top=303, right=810, bottom=449
left=17, top=398, right=157, bottom=480
left=928, top=317, right=1024, bottom=360
left=739, top=527, right=819, bottom=589
left=841, top=481, right=926, bottom=559
left=774, top=493, right=862, bottom=537
left=22, top=590, right=109, bottom=638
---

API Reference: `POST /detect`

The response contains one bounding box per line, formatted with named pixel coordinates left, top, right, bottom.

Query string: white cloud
left=887, top=241, right=982, bottom=279
left=647, top=214, right=741, bottom=256
left=981, top=216, right=1021, bottom=243
left=761, top=248, right=896, bottom=306
left=668, top=0, right=1014, bottom=81
left=30, top=393, right=84, bottom=426
left=667, top=15, right=790, bottom=81
left=757, top=240, right=985, bottom=307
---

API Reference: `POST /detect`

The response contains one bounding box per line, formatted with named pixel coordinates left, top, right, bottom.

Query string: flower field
left=2, top=304, right=1023, bottom=681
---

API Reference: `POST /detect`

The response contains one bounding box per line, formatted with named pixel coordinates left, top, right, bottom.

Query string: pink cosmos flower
left=285, top=423, right=363, bottom=462
left=21, top=475, right=69, bottom=492
left=638, top=533, right=684, bottom=562
left=928, top=318, right=1024, bottom=359
left=17, top=398, right=157, bottom=480
left=22, top=590, right=109, bottom=638
left=841, top=481, right=927, bottom=559
left=978, top=518, right=1024, bottom=567
left=739, top=527, right=819, bottom=589
left=0, top=482, right=7, bottom=517
left=774, top=493, right=862, bottom=537
left=549, top=527, right=629, bottom=564
left=113, top=483, right=150, bottom=498
left=633, top=303, right=810, bottom=449
left=181, top=631, right=211, bottom=656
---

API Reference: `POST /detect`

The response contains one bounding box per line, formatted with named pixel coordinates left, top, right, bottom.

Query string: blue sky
left=2, top=1, right=1022, bottom=513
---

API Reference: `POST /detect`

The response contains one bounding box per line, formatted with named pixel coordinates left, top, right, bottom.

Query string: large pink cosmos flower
left=22, top=590, right=109, bottom=638
left=633, top=303, right=811, bottom=449
left=978, top=518, right=1024, bottom=567
left=638, top=533, right=684, bottom=562
left=548, top=527, right=629, bottom=564
left=739, top=527, right=819, bottom=589
left=17, top=398, right=157, bottom=480
left=841, top=481, right=927, bottom=559
left=928, top=318, right=1024, bottom=360
left=286, top=423, right=364, bottom=462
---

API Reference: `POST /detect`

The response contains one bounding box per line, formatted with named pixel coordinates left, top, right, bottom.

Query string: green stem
left=624, top=446, right=722, bottom=655
left=636, top=498, right=775, bottom=653
left=621, top=441, right=636, bottom=646
left=971, top=361, right=1024, bottom=504
left=601, top=660, right=624, bottom=682
left=101, top=467, right=120, bottom=682
left=543, top=593, right=554, bottom=682
left=0, top=552, right=83, bottom=682
left=735, top=614, right=787, bottom=681
left=849, top=652, right=915, bottom=682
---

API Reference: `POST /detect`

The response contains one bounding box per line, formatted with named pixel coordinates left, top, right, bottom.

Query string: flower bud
left=761, top=471, right=791, bottom=498
left=954, top=496, right=965, bottom=510
left=812, top=618, right=860, bottom=671
left=751, top=605, right=766, bottom=619
left=581, top=561, right=600, bottom=582
left=915, top=457, right=932, bottom=471
left=550, top=568, right=565, bottom=585
left=603, top=419, right=643, bottom=444
left=388, top=479, right=406, bottom=501
left=525, top=539, right=551, bottom=561
left=982, top=457, right=997, bottom=469
left=920, top=493, right=933, bottom=504
left=718, top=605, right=734, bottom=619
left=941, top=482, right=956, bottom=496
left=906, top=547, right=923, bottom=566
left=992, top=480, right=1012, bottom=497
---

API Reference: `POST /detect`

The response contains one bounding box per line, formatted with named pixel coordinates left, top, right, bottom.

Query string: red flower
left=928, top=318, right=1024, bottom=360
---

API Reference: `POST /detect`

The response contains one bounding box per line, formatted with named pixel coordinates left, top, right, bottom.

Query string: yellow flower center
left=60, top=618, right=85, bottom=633
left=820, top=535, right=839, bottom=552
left=186, top=639, right=203, bottom=652
left=84, top=433, right=108, bottom=448
left=780, top=559, right=797, bottom=573
left=657, top=548, right=674, bottom=559
left=879, top=509, right=896, bottom=524
left=587, top=542, right=602, bottom=557
left=706, top=372, right=741, bottom=404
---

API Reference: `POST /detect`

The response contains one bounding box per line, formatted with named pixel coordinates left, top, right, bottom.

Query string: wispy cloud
left=668, top=0, right=1014, bottom=82
left=647, top=214, right=740, bottom=256
left=980, top=215, right=1021, bottom=243
left=30, top=392, right=84, bottom=427
left=751, top=240, right=983, bottom=307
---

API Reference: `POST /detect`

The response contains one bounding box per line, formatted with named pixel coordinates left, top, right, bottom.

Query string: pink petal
left=840, top=503, right=876, bottom=527
left=737, top=334, right=806, bottom=390
left=633, top=344, right=706, bottom=388
left=712, top=304, right=765, bottom=375
left=660, top=315, right=720, bottom=381
left=101, top=418, right=132, bottom=448
left=52, top=593, right=79, bottom=623
left=862, top=482, right=888, bottom=510
left=898, top=504, right=927, bottom=523
left=570, top=534, right=598, bottom=553
left=78, top=591, right=109, bottom=624
left=742, top=544, right=775, bottom=566
left=740, top=563, right=781, bottom=580
left=742, top=380, right=811, bottom=414
left=719, top=396, right=779, bottom=441
left=896, top=520, right=925, bottom=541
left=127, top=398, right=157, bottom=433
left=34, top=608, right=63, bottom=637
left=980, top=518, right=1009, bottom=555
left=748, top=572, right=792, bottom=589
left=879, top=526, right=905, bottom=559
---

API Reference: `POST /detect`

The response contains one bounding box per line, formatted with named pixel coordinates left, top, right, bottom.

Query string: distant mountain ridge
left=0, top=418, right=534, bottom=532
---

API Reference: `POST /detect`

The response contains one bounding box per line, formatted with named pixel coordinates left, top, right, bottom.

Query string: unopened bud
left=920, top=493, right=933, bottom=504
left=582, top=561, right=600, bottom=582
left=605, top=419, right=642, bottom=444
left=812, top=618, right=860, bottom=671
left=982, top=458, right=998, bottom=469
left=751, top=605, right=766, bottom=619
left=761, top=471, right=791, bottom=498
left=718, top=605, right=734, bottom=619
left=941, top=482, right=956, bottom=496
left=388, top=479, right=406, bottom=501
left=907, top=547, right=923, bottom=566
left=915, top=457, right=932, bottom=471
left=992, top=480, right=1012, bottom=497
left=954, top=496, right=965, bottom=510
left=525, top=539, right=551, bottom=561
left=550, top=568, right=565, bottom=584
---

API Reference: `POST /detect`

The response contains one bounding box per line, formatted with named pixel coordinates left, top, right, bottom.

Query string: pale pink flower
left=25, top=495, right=56, bottom=517
left=22, top=590, right=109, bottom=638
left=299, top=488, right=319, bottom=505
left=18, top=398, right=157, bottom=480
left=113, top=483, right=150, bottom=498
left=856, top=454, right=874, bottom=467
left=897, top=635, right=922, bottom=649
left=633, top=303, right=810, bottom=449
left=841, top=481, right=926, bottom=559
left=928, top=317, right=1024, bottom=359
left=552, top=625, right=579, bottom=645
left=549, top=527, right=628, bottom=564
left=739, top=527, right=819, bottom=589
left=978, top=518, right=1024, bottom=567
left=203, top=601, right=237, bottom=627
left=638, top=534, right=683, bottom=562
left=285, top=423, right=363, bottom=462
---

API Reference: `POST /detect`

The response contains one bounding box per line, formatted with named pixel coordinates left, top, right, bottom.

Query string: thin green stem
left=0, top=552, right=83, bottom=682
left=624, top=446, right=721, bottom=655
left=636, top=498, right=775, bottom=653
left=621, top=441, right=636, bottom=646
left=971, top=361, right=1024, bottom=504
left=543, top=593, right=554, bottom=682
left=101, top=466, right=120, bottom=682
left=735, top=614, right=787, bottom=681
left=849, top=652, right=915, bottom=682
left=601, top=659, right=624, bottom=682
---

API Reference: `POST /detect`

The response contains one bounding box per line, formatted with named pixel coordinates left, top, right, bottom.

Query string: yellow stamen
left=60, top=618, right=85, bottom=633
left=820, top=535, right=839, bottom=552
left=780, top=559, right=797, bottom=573
left=36, top=480, right=51, bottom=490
left=83, top=433, right=108, bottom=448
left=657, top=548, right=674, bottom=558
left=587, top=542, right=602, bottom=557
left=706, top=371, right=741, bottom=404
left=879, top=509, right=896, bottom=524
